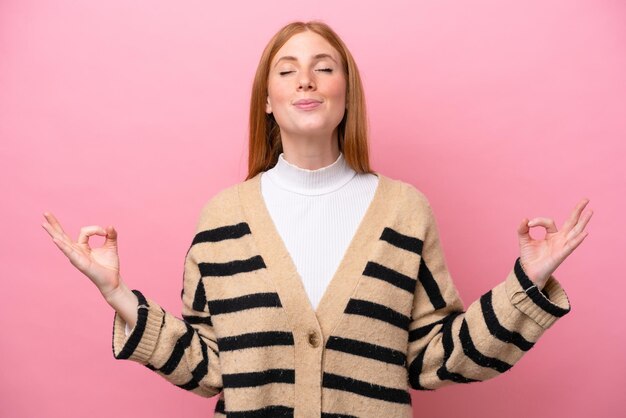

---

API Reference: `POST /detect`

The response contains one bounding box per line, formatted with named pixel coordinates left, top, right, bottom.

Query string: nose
left=297, top=74, right=315, bottom=91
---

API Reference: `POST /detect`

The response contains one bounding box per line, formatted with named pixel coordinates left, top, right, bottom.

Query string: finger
left=42, top=212, right=73, bottom=245
left=51, top=236, right=89, bottom=271
left=561, top=198, right=590, bottom=234
left=528, top=217, right=558, bottom=234
left=41, top=219, right=73, bottom=247
left=103, top=226, right=118, bottom=247
left=43, top=212, right=69, bottom=236
left=77, top=226, right=108, bottom=247
left=51, top=235, right=71, bottom=256
left=41, top=220, right=59, bottom=239
left=562, top=231, right=589, bottom=258
left=566, top=209, right=593, bottom=241
left=51, top=235, right=79, bottom=262
left=517, top=218, right=533, bottom=241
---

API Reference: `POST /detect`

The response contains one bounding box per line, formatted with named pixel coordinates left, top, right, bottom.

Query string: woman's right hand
left=42, top=212, right=122, bottom=301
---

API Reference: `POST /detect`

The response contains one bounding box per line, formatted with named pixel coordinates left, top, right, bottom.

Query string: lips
left=293, top=98, right=322, bottom=110
left=293, top=99, right=322, bottom=105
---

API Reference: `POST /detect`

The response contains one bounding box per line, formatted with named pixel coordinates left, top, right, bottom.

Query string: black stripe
left=459, top=319, right=513, bottom=373
left=176, top=336, right=209, bottom=391
left=177, top=376, right=198, bottom=391
left=183, top=314, right=213, bottom=327
left=480, top=290, right=534, bottom=351
left=190, top=337, right=210, bottom=383
left=436, top=313, right=479, bottom=384
left=418, top=258, right=447, bottom=310
left=408, top=313, right=461, bottom=390
left=218, top=331, right=294, bottom=352
left=326, top=336, right=406, bottom=366
left=407, top=345, right=433, bottom=390
left=438, top=312, right=461, bottom=368
left=362, top=261, right=416, bottom=294
left=345, top=299, right=410, bottom=331
left=144, top=310, right=167, bottom=370
left=409, top=321, right=439, bottom=342
left=322, top=413, right=359, bottom=418
left=192, top=277, right=207, bottom=311
left=222, top=406, right=294, bottom=418
left=214, top=398, right=225, bottom=414
left=208, top=292, right=282, bottom=315
left=409, top=311, right=462, bottom=342
left=222, top=368, right=295, bottom=388
left=192, top=222, right=251, bottom=245
left=322, top=372, right=411, bottom=404
left=380, top=227, right=423, bottom=255
left=159, top=307, right=166, bottom=329
left=514, top=258, right=570, bottom=317
left=115, top=290, right=149, bottom=360
left=199, top=255, right=266, bottom=277
left=436, top=364, right=478, bottom=384
left=159, top=322, right=194, bottom=375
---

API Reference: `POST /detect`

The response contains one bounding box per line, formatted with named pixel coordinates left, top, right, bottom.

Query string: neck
left=279, top=130, right=340, bottom=170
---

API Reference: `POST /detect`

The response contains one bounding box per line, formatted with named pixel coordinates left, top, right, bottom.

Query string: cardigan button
left=307, top=330, right=320, bottom=348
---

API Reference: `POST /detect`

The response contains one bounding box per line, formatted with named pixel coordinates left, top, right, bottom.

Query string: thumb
left=517, top=218, right=532, bottom=243
left=104, top=225, right=118, bottom=247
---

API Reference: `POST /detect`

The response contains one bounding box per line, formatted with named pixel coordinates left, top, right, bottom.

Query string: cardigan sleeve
left=406, top=202, right=571, bottom=390
left=111, top=240, right=223, bottom=398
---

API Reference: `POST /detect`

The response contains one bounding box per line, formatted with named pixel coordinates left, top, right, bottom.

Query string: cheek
left=267, top=79, right=289, bottom=106
left=328, top=77, right=347, bottom=104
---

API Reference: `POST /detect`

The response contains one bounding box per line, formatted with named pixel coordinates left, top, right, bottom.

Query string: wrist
left=103, top=279, right=134, bottom=308
left=519, top=259, right=547, bottom=291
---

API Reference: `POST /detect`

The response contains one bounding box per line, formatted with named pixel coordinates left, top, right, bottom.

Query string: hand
left=42, top=212, right=122, bottom=300
left=517, top=198, right=593, bottom=289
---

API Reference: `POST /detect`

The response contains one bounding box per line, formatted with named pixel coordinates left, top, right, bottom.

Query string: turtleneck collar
left=264, top=151, right=356, bottom=196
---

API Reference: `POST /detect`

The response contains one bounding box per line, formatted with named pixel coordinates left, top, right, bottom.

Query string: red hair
left=246, top=21, right=375, bottom=180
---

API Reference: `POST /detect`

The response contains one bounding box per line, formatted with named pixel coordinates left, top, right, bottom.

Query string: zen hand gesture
left=517, top=198, right=593, bottom=290
left=42, top=212, right=139, bottom=327
left=41, top=212, right=121, bottom=300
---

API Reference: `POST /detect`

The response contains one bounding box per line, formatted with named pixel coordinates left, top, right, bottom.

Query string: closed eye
left=278, top=68, right=333, bottom=76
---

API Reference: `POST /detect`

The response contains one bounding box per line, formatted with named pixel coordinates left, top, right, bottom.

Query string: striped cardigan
left=112, top=172, right=571, bottom=417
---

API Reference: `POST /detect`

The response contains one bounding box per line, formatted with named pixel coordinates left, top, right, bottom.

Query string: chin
left=293, top=125, right=336, bottom=137
left=296, top=120, right=342, bottom=135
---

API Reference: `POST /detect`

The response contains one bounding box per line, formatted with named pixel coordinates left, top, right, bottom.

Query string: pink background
left=1, top=0, right=624, bottom=417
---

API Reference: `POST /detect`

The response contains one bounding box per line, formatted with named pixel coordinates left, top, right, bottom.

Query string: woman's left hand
left=517, top=198, right=593, bottom=290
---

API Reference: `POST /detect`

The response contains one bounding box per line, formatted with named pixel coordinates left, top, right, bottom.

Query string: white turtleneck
left=261, top=151, right=379, bottom=311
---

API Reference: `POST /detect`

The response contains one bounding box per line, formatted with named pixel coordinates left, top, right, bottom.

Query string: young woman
left=42, top=21, right=592, bottom=418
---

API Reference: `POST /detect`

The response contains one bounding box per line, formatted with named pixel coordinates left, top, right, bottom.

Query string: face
left=266, top=31, right=347, bottom=141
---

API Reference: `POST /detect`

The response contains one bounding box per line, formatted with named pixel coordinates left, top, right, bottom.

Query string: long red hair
left=246, top=21, right=375, bottom=180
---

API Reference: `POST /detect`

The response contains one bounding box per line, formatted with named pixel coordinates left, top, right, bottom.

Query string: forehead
left=272, top=31, right=341, bottom=65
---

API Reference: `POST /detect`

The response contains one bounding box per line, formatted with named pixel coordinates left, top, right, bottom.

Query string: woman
left=42, top=21, right=592, bottom=417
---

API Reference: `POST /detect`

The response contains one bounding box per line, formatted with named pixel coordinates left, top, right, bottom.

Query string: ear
left=265, top=96, right=272, bottom=114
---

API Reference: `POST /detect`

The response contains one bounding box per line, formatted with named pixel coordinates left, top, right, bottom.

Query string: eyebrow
left=273, top=53, right=338, bottom=68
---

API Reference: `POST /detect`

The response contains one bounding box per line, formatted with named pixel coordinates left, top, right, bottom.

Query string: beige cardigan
left=112, top=172, right=571, bottom=417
